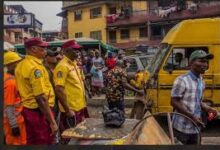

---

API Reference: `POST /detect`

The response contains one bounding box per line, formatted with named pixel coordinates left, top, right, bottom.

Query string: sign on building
left=4, top=13, right=34, bottom=28
left=34, top=19, right=43, bottom=31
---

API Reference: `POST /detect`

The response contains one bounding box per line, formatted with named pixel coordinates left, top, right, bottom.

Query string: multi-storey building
left=57, top=0, right=220, bottom=50
left=57, top=1, right=147, bottom=46
left=4, top=5, right=43, bottom=44
left=148, top=0, right=220, bottom=41
left=42, top=30, right=62, bottom=41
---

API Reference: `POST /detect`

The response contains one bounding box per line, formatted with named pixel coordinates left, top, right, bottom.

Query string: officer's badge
left=34, top=69, right=42, bottom=78
left=57, top=71, right=62, bottom=78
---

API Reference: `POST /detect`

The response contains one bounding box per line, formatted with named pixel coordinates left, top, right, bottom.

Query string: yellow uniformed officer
left=15, top=37, right=58, bottom=145
left=54, top=40, right=89, bottom=144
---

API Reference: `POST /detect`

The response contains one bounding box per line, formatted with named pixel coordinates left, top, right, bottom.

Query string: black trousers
left=174, top=129, right=200, bottom=145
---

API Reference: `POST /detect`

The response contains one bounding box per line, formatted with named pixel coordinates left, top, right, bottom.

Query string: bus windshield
left=146, top=43, right=169, bottom=75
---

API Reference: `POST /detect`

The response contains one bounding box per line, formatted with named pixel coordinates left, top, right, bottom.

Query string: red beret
left=24, top=37, right=48, bottom=48
left=62, top=40, right=82, bottom=50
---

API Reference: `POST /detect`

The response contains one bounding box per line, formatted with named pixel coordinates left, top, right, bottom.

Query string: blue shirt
left=171, top=71, right=205, bottom=134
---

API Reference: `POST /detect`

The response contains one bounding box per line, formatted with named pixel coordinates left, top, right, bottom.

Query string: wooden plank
left=62, top=118, right=139, bottom=140
left=125, top=112, right=171, bottom=145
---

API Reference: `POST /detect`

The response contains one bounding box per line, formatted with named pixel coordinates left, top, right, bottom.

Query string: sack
left=102, top=106, right=125, bottom=128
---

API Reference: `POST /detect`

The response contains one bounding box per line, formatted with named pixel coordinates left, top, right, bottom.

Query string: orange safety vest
left=4, top=73, right=24, bottom=124
left=4, top=73, right=26, bottom=145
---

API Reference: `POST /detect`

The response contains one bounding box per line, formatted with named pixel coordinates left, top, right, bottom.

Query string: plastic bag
left=102, top=106, right=125, bottom=128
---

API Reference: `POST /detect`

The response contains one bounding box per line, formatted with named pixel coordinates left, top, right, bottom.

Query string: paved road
left=87, top=95, right=220, bottom=145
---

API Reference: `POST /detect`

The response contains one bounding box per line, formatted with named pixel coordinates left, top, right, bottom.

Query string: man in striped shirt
left=171, top=50, right=218, bottom=144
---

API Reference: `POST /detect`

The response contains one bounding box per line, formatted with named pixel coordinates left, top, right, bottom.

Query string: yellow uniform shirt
left=53, top=56, right=86, bottom=112
left=15, top=55, right=55, bottom=109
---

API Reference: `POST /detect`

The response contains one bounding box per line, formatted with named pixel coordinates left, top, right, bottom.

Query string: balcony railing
left=150, top=35, right=163, bottom=40
left=106, top=10, right=148, bottom=24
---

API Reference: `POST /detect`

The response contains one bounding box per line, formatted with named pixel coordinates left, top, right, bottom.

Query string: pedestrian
left=130, top=70, right=148, bottom=119
left=44, top=49, right=60, bottom=144
left=91, top=50, right=105, bottom=96
left=53, top=40, right=89, bottom=144
left=45, top=49, right=59, bottom=69
left=84, top=50, right=94, bottom=96
left=105, top=52, right=116, bottom=70
left=171, top=50, right=218, bottom=145
left=77, top=50, right=92, bottom=101
left=105, top=61, right=144, bottom=112
left=56, top=47, right=64, bottom=62
left=15, top=37, right=58, bottom=145
left=116, top=53, right=125, bottom=67
left=44, top=49, right=59, bottom=85
left=85, top=50, right=94, bottom=74
left=76, top=49, right=86, bottom=81
left=4, top=51, right=26, bottom=145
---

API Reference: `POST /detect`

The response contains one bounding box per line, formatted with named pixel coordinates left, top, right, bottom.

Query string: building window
left=75, top=32, right=83, bottom=38
left=151, top=26, right=163, bottom=39
left=139, top=27, right=148, bottom=38
left=90, top=7, right=102, bottom=19
left=74, top=10, right=82, bottom=21
left=109, top=7, right=117, bottom=14
left=109, top=30, right=116, bottom=43
left=120, top=29, right=130, bottom=39
left=24, top=28, right=29, bottom=33
left=90, top=30, right=102, bottom=40
left=158, top=0, right=173, bottom=7
left=15, top=32, right=21, bottom=43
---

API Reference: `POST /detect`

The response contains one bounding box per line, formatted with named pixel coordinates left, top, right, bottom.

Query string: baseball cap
left=189, top=50, right=214, bottom=62
left=24, top=37, right=48, bottom=49
left=62, top=40, right=82, bottom=49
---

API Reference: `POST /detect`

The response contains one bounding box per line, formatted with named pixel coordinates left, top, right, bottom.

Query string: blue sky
left=4, top=1, right=63, bottom=31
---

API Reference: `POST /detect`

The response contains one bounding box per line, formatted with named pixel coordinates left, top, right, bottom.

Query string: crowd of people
left=4, top=37, right=218, bottom=145
left=3, top=37, right=144, bottom=145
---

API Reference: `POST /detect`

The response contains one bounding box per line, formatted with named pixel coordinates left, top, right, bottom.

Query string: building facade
left=42, top=30, right=62, bottom=41
left=148, top=0, right=220, bottom=42
left=4, top=5, right=43, bottom=44
left=58, top=0, right=220, bottom=50
left=58, top=1, right=147, bottom=44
